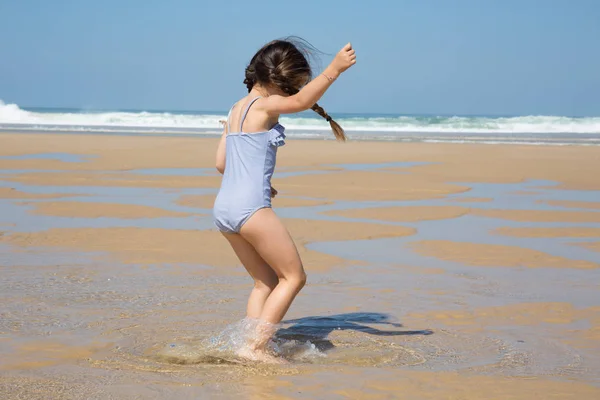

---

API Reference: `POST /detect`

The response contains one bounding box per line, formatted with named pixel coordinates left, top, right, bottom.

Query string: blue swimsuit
left=213, top=97, right=286, bottom=233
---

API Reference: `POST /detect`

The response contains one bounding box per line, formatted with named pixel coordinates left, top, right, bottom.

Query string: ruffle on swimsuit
left=268, top=123, right=286, bottom=147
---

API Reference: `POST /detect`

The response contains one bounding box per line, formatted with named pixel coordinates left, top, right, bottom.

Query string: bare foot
left=257, top=350, right=288, bottom=364
left=236, top=346, right=287, bottom=364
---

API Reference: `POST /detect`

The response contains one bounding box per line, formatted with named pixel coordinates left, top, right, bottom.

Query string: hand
left=331, top=43, right=357, bottom=74
left=270, top=186, right=278, bottom=198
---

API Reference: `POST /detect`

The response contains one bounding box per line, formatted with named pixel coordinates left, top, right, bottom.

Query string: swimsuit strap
left=239, top=96, right=262, bottom=132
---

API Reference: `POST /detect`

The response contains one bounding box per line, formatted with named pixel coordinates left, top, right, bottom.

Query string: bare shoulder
left=245, top=96, right=280, bottom=119
left=229, top=96, right=276, bottom=132
left=251, top=97, right=277, bottom=125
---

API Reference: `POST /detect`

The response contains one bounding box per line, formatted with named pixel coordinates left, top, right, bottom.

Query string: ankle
left=243, top=318, right=278, bottom=350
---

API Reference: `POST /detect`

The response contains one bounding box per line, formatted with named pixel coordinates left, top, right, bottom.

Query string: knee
left=299, top=271, right=307, bottom=288
left=288, top=271, right=307, bottom=291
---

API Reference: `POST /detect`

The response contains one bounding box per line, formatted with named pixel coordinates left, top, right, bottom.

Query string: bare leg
left=222, top=232, right=278, bottom=318
left=219, top=209, right=305, bottom=363
left=220, top=231, right=285, bottom=363
left=240, top=208, right=307, bottom=325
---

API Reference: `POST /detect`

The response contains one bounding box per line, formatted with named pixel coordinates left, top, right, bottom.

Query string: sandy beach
left=1, top=132, right=600, bottom=399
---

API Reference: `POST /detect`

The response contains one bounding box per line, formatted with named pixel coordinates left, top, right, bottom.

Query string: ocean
left=2, top=99, right=600, bottom=145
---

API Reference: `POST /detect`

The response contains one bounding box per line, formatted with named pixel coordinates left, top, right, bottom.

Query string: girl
left=213, top=38, right=356, bottom=362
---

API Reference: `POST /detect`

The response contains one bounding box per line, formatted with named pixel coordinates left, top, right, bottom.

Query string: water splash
left=153, top=317, right=326, bottom=365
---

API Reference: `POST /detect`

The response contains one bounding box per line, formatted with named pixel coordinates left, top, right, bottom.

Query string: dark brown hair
left=244, top=37, right=346, bottom=141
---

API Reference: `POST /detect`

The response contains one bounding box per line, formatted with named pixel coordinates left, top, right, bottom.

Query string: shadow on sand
left=276, top=312, right=433, bottom=352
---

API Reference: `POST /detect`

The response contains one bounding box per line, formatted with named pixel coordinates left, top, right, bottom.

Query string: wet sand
left=21, top=201, right=196, bottom=219
left=2, top=170, right=222, bottom=188
left=2, top=218, right=414, bottom=271
left=449, top=196, right=493, bottom=203
left=574, top=241, right=600, bottom=253
left=1, top=132, right=600, bottom=399
left=472, top=209, right=600, bottom=223
left=540, top=200, right=600, bottom=210
left=177, top=193, right=332, bottom=209
left=276, top=170, right=472, bottom=201
left=410, top=240, right=600, bottom=269
left=0, top=187, right=80, bottom=200
left=496, top=227, right=600, bottom=238
left=324, top=205, right=470, bottom=222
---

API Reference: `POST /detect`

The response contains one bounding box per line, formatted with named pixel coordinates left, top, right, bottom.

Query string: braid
left=278, top=89, right=346, bottom=142
left=311, top=103, right=347, bottom=141
left=241, top=39, right=347, bottom=141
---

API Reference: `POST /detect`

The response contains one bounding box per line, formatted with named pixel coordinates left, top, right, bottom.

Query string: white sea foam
left=2, top=99, right=599, bottom=137
left=0, top=99, right=224, bottom=129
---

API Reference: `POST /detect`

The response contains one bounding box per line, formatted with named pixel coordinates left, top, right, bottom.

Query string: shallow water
left=0, top=152, right=95, bottom=163
left=1, top=159, right=599, bottom=398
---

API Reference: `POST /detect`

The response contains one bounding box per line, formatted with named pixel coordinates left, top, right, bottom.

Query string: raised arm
left=263, top=43, right=356, bottom=115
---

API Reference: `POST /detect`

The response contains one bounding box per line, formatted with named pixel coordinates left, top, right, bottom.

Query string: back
left=212, top=96, right=286, bottom=233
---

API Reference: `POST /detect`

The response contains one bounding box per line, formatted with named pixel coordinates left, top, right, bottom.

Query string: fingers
left=349, top=51, right=357, bottom=65
left=344, top=44, right=357, bottom=64
left=336, top=42, right=357, bottom=71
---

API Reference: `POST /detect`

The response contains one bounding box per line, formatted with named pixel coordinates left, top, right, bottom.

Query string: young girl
left=213, top=38, right=356, bottom=362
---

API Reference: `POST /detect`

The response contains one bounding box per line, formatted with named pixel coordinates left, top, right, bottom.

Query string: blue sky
left=1, top=0, right=598, bottom=116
